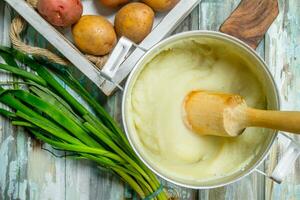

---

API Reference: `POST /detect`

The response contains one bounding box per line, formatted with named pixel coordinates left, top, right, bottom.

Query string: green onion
left=0, top=47, right=169, bottom=200
left=0, top=63, right=47, bottom=86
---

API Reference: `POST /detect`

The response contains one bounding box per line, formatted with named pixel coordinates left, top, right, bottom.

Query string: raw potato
left=143, top=0, right=179, bottom=12
left=72, top=15, right=117, bottom=56
left=99, top=0, right=129, bottom=8
left=37, top=0, right=83, bottom=27
left=114, top=3, right=154, bottom=43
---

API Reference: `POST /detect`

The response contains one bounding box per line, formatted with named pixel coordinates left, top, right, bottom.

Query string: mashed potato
left=126, top=37, right=269, bottom=184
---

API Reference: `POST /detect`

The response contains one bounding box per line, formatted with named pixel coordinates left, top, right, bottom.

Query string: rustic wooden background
left=1, top=0, right=300, bottom=199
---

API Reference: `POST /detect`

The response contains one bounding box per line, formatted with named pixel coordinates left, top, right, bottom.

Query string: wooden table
left=0, top=0, right=300, bottom=199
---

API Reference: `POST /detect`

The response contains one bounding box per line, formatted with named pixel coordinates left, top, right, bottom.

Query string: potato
left=142, top=0, right=179, bottom=12
left=99, top=0, right=129, bottom=8
left=37, top=0, right=83, bottom=27
left=114, top=3, right=154, bottom=43
left=72, top=15, right=117, bottom=56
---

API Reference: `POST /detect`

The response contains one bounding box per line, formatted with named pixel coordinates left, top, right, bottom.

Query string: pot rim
left=122, top=30, right=280, bottom=189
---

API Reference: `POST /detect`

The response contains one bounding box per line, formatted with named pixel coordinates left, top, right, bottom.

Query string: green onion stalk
left=0, top=46, right=169, bottom=200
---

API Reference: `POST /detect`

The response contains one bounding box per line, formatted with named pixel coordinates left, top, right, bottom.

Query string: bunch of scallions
left=0, top=46, right=169, bottom=200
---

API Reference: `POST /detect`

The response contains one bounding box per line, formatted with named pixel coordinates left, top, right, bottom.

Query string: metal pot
left=107, top=31, right=300, bottom=189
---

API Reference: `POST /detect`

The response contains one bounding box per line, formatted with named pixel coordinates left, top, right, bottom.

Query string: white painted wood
left=4, top=0, right=200, bottom=96
left=100, top=0, right=201, bottom=95
left=0, top=4, right=67, bottom=200
left=197, top=0, right=266, bottom=199
left=4, top=0, right=105, bottom=89
left=264, top=0, right=300, bottom=199
left=2, top=0, right=300, bottom=199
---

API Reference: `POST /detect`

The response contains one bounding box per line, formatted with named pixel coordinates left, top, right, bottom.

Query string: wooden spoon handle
left=246, top=108, right=300, bottom=133
left=219, top=0, right=279, bottom=49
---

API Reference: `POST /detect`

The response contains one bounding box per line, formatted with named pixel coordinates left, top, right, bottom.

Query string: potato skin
left=143, top=0, right=179, bottom=12
left=99, top=0, right=129, bottom=8
left=37, top=0, right=83, bottom=27
left=72, top=15, right=117, bottom=56
left=114, top=3, right=154, bottom=43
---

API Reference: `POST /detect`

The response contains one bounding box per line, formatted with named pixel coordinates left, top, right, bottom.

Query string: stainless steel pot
left=107, top=31, right=300, bottom=189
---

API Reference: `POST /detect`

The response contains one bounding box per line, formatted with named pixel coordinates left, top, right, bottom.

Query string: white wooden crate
left=4, top=0, right=200, bottom=95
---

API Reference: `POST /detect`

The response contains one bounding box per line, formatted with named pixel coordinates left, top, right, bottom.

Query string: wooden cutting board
left=220, top=0, right=279, bottom=49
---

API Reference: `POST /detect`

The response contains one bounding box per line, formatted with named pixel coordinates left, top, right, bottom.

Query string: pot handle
left=101, top=37, right=146, bottom=82
left=256, top=133, right=300, bottom=184
left=270, top=136, right=300, bottom=183
left=219, top=0, right=279, bottom=49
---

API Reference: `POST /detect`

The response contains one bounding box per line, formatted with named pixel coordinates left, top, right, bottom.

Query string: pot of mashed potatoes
left=123, top=31, right=279, bottom=188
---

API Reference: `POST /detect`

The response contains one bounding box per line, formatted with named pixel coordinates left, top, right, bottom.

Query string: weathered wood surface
left=1, top=0, right=300, bottom=199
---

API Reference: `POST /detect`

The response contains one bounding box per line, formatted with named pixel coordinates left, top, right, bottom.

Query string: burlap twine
left=9, top=0, right=108, bottom=68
